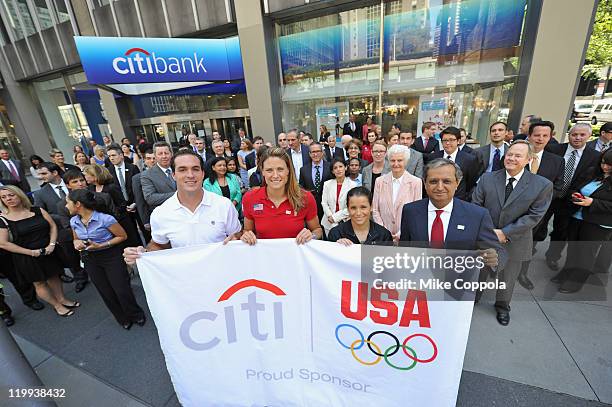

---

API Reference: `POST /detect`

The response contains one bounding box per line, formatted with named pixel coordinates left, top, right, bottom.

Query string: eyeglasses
left=441, top=138, right=457, bottom=143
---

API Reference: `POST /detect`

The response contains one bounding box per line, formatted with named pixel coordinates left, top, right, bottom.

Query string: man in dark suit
left=472, top=141, right=553, bottom=326
left=141, top=142, right=177, bottom=213
left=0, top=149, right=30, bottom=193
left=515, top=121, right=565, bottom=289
left=286, top=129, right=311, bottom=177
left=544, top=123, right=601, bottom=272
left=299, top=143, right=332, bottom=222
left=513, top=114, right=541, bottom=141
left=458, top=128, right=474, bottom=154
left=412, top=121, right=439, bottom=155
left=586, top=121, right=611, bottom=152
left=231, top=128, right=252, bottom=152
left=425, top=127, right=479, bottom=201
left=342, top=114, right=361, bottom=139
left=474, top=121, right=509, bottom=177
left=323, top=134, right=344, bottom=162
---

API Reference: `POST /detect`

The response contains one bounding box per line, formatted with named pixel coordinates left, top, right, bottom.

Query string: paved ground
left=2, top=242, right=611, bottom=406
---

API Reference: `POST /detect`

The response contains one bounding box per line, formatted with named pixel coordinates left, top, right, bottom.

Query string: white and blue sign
left=75, top=36, right=243, bottom=85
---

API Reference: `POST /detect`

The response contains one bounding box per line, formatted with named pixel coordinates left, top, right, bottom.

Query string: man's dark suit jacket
left=529, top=151, right=565, bottom=199
left=0, top=159, right=30, bottom=193
left=545, top=143, right=600, bottom=198
left=459, top=144, right=474, bottom=154
left=425, top=150, right=479, bottom=201
left=299, top=161, right=332, bottom=219
left=33, top=184, right=63, bottom=215
left=412, top=136, right=439, bottom=155
left=324, top=145, right=345, bottom=163
left=245, top=151, right=257, bottom=170
left=342, top=122, right=361, bottom=139
left=400, top=198, right=499, bottom=251
left=132, top=172, right=151, bottom=225
left=107, top=162, right=140, bottom=204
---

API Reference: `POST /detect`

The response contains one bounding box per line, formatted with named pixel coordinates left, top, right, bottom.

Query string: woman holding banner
left=240, top=148, right=322, bottom=245
left=328, top=186, right=392, bottom=245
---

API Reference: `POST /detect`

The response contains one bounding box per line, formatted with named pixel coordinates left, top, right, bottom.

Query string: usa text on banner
left=137, top=239, right=475, bottom=406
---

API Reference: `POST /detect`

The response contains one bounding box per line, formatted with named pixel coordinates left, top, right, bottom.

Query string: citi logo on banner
left=74, top=36, right=243, bottom=85
left=112, top=47, right=207, bottom=76
left=180, top=279, right=286, bottom=351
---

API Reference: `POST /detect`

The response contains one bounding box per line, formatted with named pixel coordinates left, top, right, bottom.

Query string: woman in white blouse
left=321, top=159, right=357, bottom=236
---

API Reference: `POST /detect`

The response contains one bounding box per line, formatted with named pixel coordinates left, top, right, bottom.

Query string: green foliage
left=583, top=0, right=612, bottom=78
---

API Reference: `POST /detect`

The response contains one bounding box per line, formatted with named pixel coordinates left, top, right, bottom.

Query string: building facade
left=0, top=0, right=598, bottom=163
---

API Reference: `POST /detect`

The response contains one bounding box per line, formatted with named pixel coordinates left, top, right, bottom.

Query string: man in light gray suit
left=140, top=142, right=176, bottom=213
left=472, top=140, right=553, bottom=326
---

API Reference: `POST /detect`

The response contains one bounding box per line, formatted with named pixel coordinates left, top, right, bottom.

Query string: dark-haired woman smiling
left=67, top=189, right=145, bottom=329
left=328, top=186, right=392, bottom=245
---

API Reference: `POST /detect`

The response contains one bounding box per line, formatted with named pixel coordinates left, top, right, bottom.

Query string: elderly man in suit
left=342, top=114, right=361, bottom=139
left=286, top=129, right=311, bottom=177
left=141, top=142, right=177, bottom=213
left=299, top=143, right=332, bottom=221
left=472, top=140, right=553, bottom=326
left=474, top=121, right=509, bottom=177
left=0, top=149, right=30, bottom=193
left=514, top=121, right=565, bottom=289
left=373, top=144, right=422, bottom=241
left=544, top=123, right=601, bottom=271
left=412, top=122, right=439, bottom=155
left=425, top=127, right=479, bottom=201
left=324, top=134, right=345, bottom=162
left=586, top=121, right=611, bottom=152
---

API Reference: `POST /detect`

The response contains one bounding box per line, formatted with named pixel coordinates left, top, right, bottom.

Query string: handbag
left=0, top=215, right=13, bottom=242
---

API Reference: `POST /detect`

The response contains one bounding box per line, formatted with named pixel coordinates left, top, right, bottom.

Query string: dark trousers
left=479, top=260, right=522, bottom=312
left=132, top=211, right=151, bottom=244
left=0, top=286, right=11, bottom=316
left=545, top=199, right=571, bottom=261
left=83, top=246, right=144, bottom=325
left=0, top=251, right=37, bottom=305
left=57, top=242, right=88, bottom=284
left=594, top=241, right=612, bottom=273
left=119, top=215, right=143, bottom=248
left=556, top=219, right=612, bottom=286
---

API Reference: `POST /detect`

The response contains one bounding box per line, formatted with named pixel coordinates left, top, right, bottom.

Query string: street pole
left=0, top=323, right=57, bottom=406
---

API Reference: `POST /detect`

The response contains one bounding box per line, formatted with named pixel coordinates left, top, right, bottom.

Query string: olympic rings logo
left=335, top=324, right=438, bottom=371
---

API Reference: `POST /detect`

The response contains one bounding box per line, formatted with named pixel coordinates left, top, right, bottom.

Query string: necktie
left=351, top=122, right=355, bottom=132
left=446, top=155, right=452, bottom=161
left=504, top=177, right=515, bottom=202
left=423, top=138, right=428, bottom=150
left=165, top=168, right=172, bottom=178
left=492, top=149, right=501, bottom=171
left=314, top=165, right=321, bottom=192
left=8, top=161, right=20, bottom=181
left=430, top=210, right=444, bottom=249
left=117, top=167, right=128, bottom=200
left=603, top=143, right=609, bottom=151
left=56, top=185, right=66, bottom=199
left=530, top=155, right=540, bottom=174
left=561, top=150, right=577, bottom=194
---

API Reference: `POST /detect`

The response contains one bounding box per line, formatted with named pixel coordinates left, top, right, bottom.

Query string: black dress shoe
left=135, top=316, right=147, bottom=327
left=27, top=301, right=44, bottom=311
left=75, top=282, right=88, bottom=293
left=1, top=314, right=14, bottom=327
left=496, top=311, right=510, bottom=326
left=546, top=258, right=559, bottom=271
left=518, top=274, right=534, bottom=290
left=550, top=272, right=565, bottom=284
left=559, top=281, right=583, bottom=294
left=122, top=322, right=133, bottom=330
left=60, top=274, right=74, bottom=283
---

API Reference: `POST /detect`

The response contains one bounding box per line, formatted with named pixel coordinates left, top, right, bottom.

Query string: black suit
left=425, top=150, right=479, bottom=201
left=544, top=144, right=601, bottom=262
left=245, top=151, right=257, bottom=170
left=459, top=144, right=474, bottom=154
left=299, top=162, right=332, bottom=221
left=107, top=162, right=140, bottom=204
left=342, top=122, right=361, bottom=139
left=324, top=145, right=345, bottom=163
left=412, top=136, right=439, bottom=155
left=0, top=159, right=30, bottom=193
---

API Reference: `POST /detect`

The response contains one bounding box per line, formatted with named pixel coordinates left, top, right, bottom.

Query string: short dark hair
left=153, top=141, right=172, bottom=153
left=346, top=186, right=372, bottom=206
left=106, top=145, right=122, bottom=155
left=303, top=133, right=313, bottom=140
left=38, top=162, right=61, bottom=174
left=392, top=123, right=401, bottom=131
left=29, top=154, right=44, bottom=166
left=62, top=169, right=85, bottom=185
left=309, top=142, right=323, bottom=151
left=489, top=121, right=508, bottom=132
left=440, top=126, right=461, bottom=139
left=525, top=114, right=542, bottom=124
left=144, top=149, right=154, bottom=156
left=170, top=150, right=204, bottom=172
left=206, top=156, right=227, bottom=183
left=600, top=122, right=612, bottom=134
left=422, top=121, right=435, bottom=132
left=528, top=120, right=555, bottom=135
left=253, top=136, right=264, bottom=143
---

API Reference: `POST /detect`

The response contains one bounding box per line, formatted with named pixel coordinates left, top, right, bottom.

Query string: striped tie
left=561, top=150, right=577, bottom=195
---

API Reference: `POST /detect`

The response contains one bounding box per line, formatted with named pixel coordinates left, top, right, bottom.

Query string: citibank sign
left=75, top=36, right=243, bottom=85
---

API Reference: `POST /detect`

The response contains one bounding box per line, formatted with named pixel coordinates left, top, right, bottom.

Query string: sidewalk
left=2, top=246, right=611, bottom=406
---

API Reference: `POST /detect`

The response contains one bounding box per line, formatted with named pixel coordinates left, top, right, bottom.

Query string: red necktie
left=8, top=161, right=20, bottom=181
left=430, top=209, right=444, bottom=249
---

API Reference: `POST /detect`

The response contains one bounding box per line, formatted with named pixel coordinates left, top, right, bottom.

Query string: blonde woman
left=321, top=159, right=357, bottom=236
left=0, top=185, right=78, bottom=317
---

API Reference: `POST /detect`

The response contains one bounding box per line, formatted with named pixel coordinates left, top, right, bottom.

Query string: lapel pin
left=457, top=225, right=465, bottom=230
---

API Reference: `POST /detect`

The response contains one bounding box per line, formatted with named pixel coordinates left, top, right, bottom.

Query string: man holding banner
left=123, top=151, right=240, bottom=264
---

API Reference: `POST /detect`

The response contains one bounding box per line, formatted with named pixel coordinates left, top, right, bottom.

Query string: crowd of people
left=0, top=118, right=610, bottom=329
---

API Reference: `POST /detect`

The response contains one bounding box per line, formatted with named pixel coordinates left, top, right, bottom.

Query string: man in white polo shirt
left=123, top=151, right=240, bottom=264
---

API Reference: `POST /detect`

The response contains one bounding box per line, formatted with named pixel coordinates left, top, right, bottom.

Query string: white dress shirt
left=391, top=173, right=404, bottom=206
left=290, top=148, right=304, bottom=176
left=1, top=159, right=19, bottom=178
left=48, top=180, right=69, bottom=198
left=427, top=199, right=453, bottom=241
left=486, top=144, right=506, bottom=172
left=444, top=149, right=459, bottom=162
left=505, top=168, right=525, bottom=189
left=564, top=145, right=584, bottom=173
left=151, top=191, right=241, bottom=248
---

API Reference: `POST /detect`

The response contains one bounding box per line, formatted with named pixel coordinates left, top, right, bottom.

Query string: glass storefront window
left=277, top=0, right=528, bottom=145
left=33, top=0, right=54, bottom=30
left=2, top=0, right=36, bottom=39
left=52, top=0, right=70, bottom=23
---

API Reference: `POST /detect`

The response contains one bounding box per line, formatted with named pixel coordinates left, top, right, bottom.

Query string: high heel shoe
left=62, top=301, right=80, bottom=309
left=56, top=309, right=74, bottom=317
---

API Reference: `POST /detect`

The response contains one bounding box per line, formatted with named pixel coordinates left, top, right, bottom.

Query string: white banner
left=137, top=239, right=474, bottom=406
